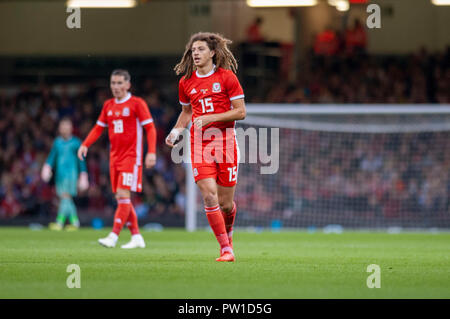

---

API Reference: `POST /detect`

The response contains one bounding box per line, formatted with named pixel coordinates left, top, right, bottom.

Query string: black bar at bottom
left=1, top=299, right=447, bottom=317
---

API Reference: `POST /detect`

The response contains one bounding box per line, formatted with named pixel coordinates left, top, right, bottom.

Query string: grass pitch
left=0, top=227, right=449, bottom=298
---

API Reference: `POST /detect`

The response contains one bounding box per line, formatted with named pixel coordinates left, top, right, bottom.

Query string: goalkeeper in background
left=41, top=117, right=89, bottom=231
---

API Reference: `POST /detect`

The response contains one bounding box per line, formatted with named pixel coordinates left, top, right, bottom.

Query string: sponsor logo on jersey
left=122, top=107, right=130, bottom=116
left=212, top=82, right=221, bottom=93
left=193, top=168, right=199, bottom=177
left=107, top=110, right=113, bottom=116
left=190, top=88, right=197, bottom=94
left=200, top=89, right=208, bottom=94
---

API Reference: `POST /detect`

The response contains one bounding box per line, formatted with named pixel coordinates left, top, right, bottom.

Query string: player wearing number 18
left=77, top=69, right=157, bottom=249
left=166, top=32, right=246, bottom=262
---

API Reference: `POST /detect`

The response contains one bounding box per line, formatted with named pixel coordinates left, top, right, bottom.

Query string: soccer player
left=41, top=117, right=89, bottom=231
left=166, top=32, right=246, bottom=262
left=77, top=69, right=157, bottom=249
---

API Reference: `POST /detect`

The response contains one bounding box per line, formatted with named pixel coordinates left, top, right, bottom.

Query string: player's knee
left=203, top=191, right=218, bottom=207
left=219, top=201, right=233, bottom=214
left=115, top=189, right=130, bottom=200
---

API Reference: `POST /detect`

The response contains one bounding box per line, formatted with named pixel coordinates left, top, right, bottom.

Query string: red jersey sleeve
left=224, top=71, right=245, bottom=101
left=82, top=102, right=108, bottom=147
left=135, top=98, right=157, bottom=154
left=135, top=98, right=153, bottom=126
left=179, top=77, right=190, bottom=106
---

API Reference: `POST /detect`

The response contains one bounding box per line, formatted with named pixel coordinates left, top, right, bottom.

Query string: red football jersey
left=96, top=93, right=153, bottom=169
left=179, top=66, right=244, bottom=135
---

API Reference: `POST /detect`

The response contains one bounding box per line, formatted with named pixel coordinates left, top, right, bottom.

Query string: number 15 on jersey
left=199, top=98, right=214, bottom=113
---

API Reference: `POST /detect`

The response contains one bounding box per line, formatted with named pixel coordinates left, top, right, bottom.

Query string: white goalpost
left=185, top=138, right=197, bottom=232
left=185, top=104, right=450, bottom=231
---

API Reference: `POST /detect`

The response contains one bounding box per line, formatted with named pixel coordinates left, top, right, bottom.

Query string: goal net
left=186, top=104, right=450, bottom=231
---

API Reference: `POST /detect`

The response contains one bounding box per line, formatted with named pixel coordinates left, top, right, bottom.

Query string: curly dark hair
left=174, top=32, right=238, bottom=79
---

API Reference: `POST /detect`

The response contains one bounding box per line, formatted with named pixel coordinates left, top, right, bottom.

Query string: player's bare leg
left=197, top=178, right=234, bottom=262
left=217, top=184, right=237, bottom=249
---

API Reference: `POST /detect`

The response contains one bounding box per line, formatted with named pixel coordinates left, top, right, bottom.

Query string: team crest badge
left=212, top=82, right=221, bottom=93
left=123, top=107, right=130, bottom=116
left=107, top=110, right=112, bottom=116
left=193, top=168, right=198, bottom=177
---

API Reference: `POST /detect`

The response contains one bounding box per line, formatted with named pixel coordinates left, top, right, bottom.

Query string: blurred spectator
left=314, top=27, right=339, bottom=56
left=246, top=17, right=265, bottom=43
left=345, top=19, right=367, bottom=55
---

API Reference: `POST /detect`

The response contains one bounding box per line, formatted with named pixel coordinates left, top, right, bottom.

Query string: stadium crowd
left=0, top=80, right=186, bottom=222
left=0, top=48, right=449, bottom=225
left=258, top=47, right=450, bottom=104
left=236, top=129, right=449, bottom=227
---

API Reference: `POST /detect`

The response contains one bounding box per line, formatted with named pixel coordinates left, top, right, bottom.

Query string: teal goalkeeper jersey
left=45, top=136, right=87, bottom=184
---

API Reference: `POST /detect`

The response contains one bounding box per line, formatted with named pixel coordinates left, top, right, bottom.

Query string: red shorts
left=110, top=164, right=143, bottom=194
left=190, top=137, right=239, bottom=187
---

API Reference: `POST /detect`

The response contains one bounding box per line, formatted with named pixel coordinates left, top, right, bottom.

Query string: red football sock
left=221, top=201, right=236, bottom=236
left=205, top=205, right=231, bottom=253
left=126, top=204, right=140, bottom=235
left=112, top=198, right=131, bottom=235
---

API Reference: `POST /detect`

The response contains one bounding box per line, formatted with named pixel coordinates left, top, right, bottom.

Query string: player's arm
left=143, top=121, right=157, bottom=169
left=135, top=99, right=158, bottom=169
left=77, top=106, right=108, bottom=161
left=77, top=140, right=89, bottom=191
left=41, top=141, right=57, bottom=182
left=193, top=98, right=246, bottom=129
left=166, top=78, right=192, bottom=147
left=165, top=104, right=192, bottom=147
left=77, top=124, right=104, bottom=161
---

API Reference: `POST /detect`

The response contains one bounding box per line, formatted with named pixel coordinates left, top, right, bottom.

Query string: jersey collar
left=115, top=92, right=131, bottom=104
left=196, top=64, right=216, bottom=78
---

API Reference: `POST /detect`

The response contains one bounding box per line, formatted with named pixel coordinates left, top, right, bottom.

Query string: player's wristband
left=168, top=128, right=183, bottom=144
